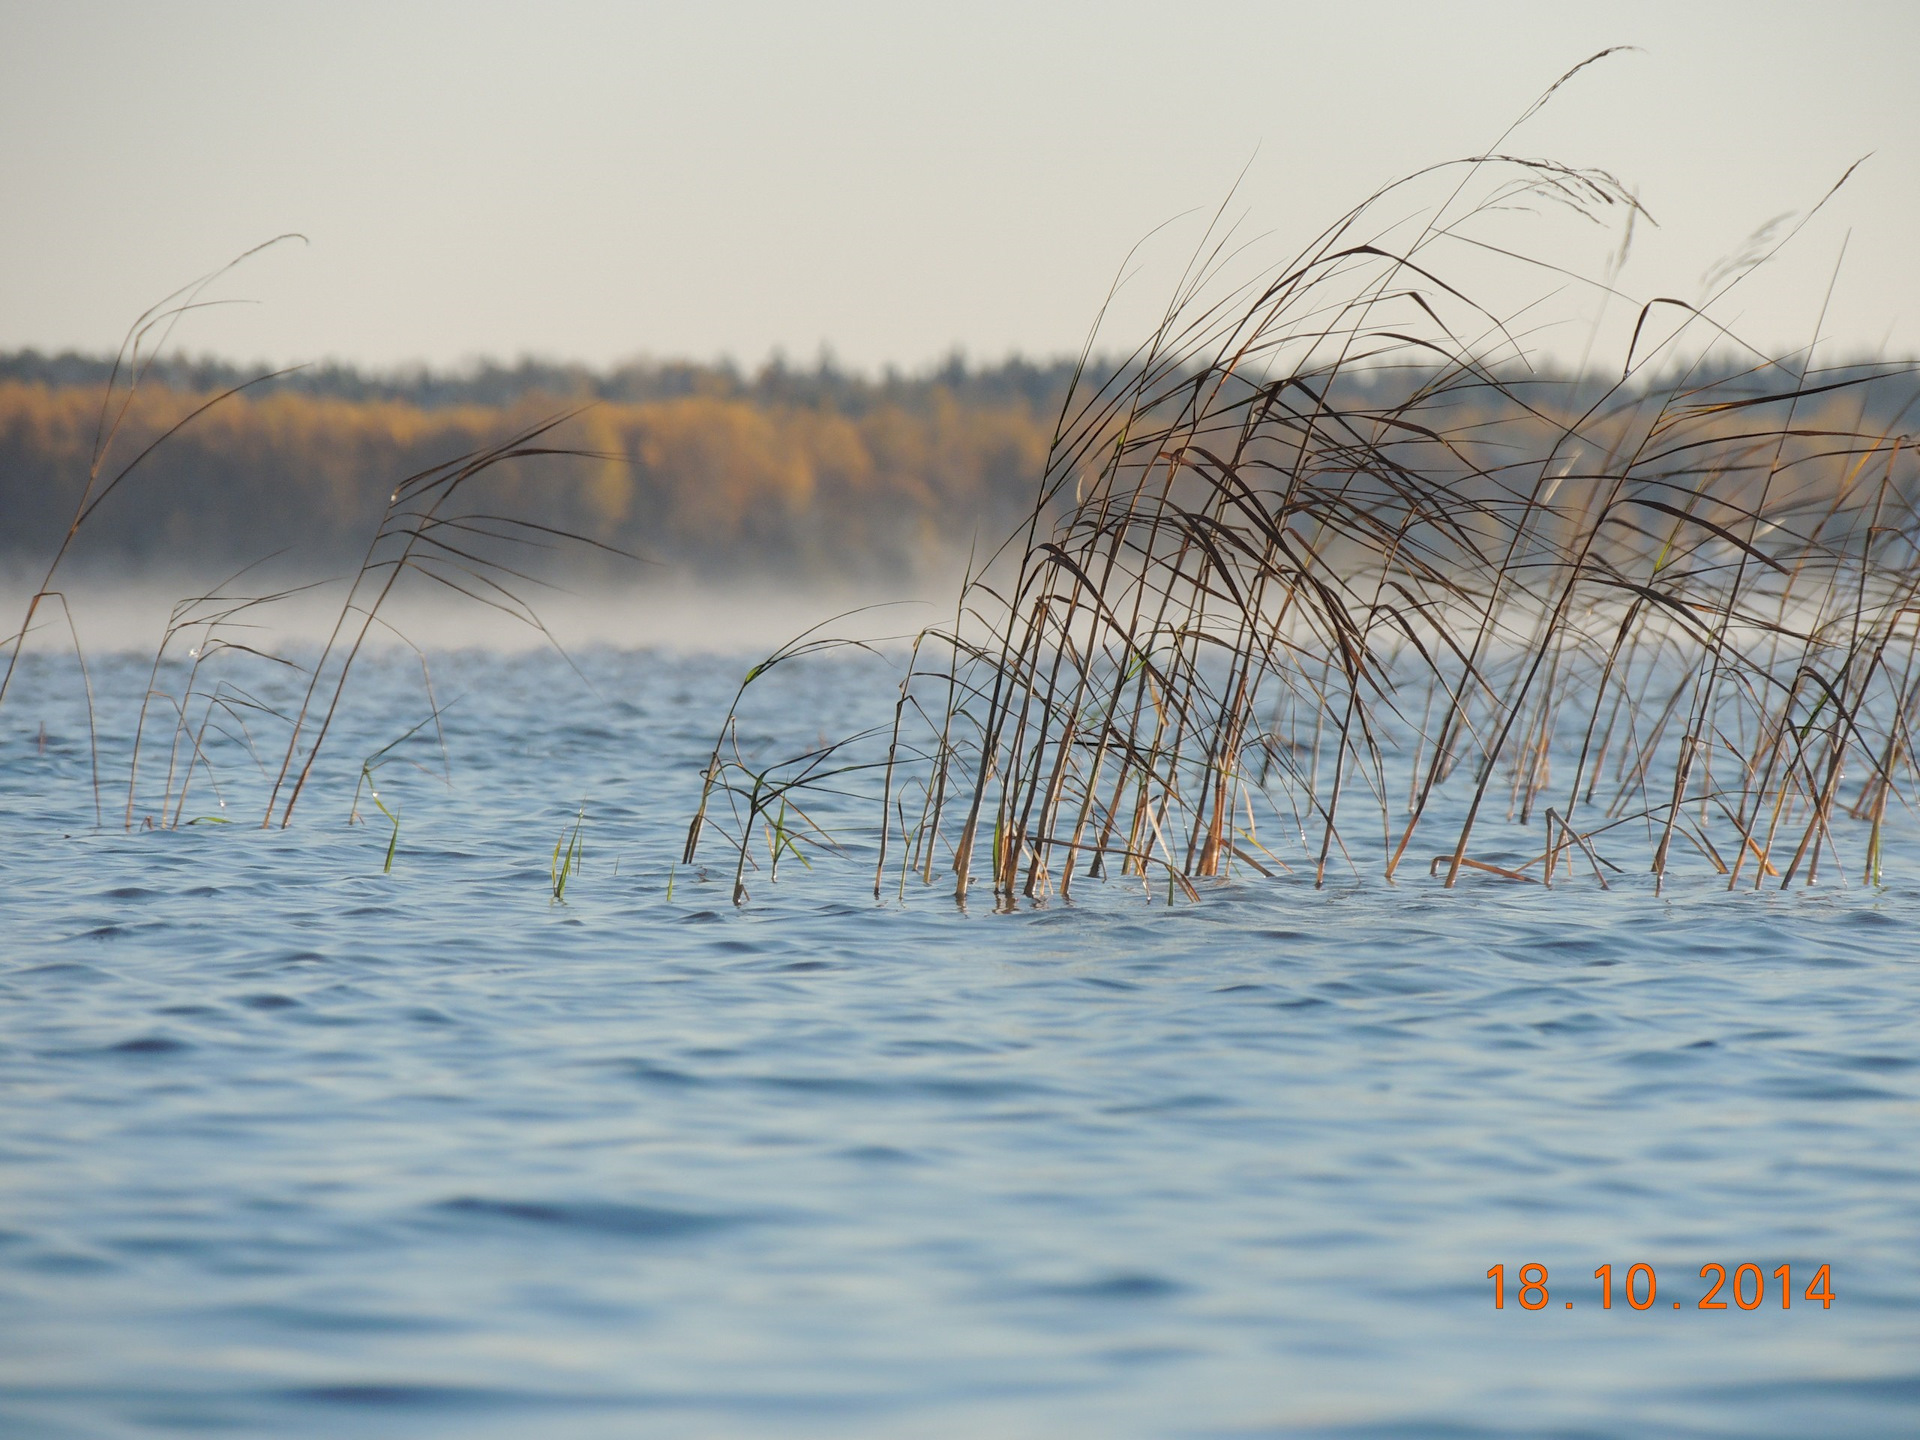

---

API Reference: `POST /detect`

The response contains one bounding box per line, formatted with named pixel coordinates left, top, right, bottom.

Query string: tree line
left=0, top=358, right=1066, bottom=582
left=1, top=350, right=1911, bottom=586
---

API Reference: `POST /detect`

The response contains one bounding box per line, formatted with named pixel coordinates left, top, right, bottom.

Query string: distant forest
left=2, top=349, right=1915, bottom=586
left=0, top=352, right=1086, bottom=584
left=0, top=349, right=1083, bottom=419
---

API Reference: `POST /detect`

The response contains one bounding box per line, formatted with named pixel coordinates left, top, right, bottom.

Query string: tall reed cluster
left=686, top=149, right=1919, bottom=904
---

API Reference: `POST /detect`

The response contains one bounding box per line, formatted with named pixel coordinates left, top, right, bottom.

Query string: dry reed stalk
left=685, top=137, right=1919, bottom=908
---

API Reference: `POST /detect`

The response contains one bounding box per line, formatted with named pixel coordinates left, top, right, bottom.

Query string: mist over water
left=1, top=646, right=1917, bottom=1438
left=0, top=570, right=957, bottom=658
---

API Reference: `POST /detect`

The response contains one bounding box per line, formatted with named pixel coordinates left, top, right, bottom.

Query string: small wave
left=13, top=960, right=109, bottom=978
left=107, top=1034, right=191, bottom=1055
left=1036, top=1271, right=1184, bottom=1301
left=1759, top=1077, right=1903, bottom=1102
left=432, top=1196, right=748, bottom=1239
left=837, top=1144, right=920, bottom=1164
left=614, top=1058, right=700, bottom=1086
left=223, top=1302, right=453, bottom=1335
left=278, top=1383, right=500, bottom=1409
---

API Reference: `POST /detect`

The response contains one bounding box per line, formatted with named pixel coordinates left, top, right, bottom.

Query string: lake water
left=2, top=645, right=1917, bottom=1438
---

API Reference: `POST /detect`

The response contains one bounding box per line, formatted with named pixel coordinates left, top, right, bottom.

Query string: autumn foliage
left=0, top=375, right=1056, bottom=581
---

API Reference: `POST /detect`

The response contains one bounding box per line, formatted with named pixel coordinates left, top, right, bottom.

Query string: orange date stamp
left=1488, top=1263, right=1834, bottom=1311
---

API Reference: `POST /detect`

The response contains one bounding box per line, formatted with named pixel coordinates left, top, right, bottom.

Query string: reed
left=347, top=690, right=458, bottom=872
left=3, top=247, right=636, bottom=838
left=551, top=804, right=586, bottom=901
left=685, top=133, right=1919, bottom=905
left=257, top=408, right=633, bottom=829
left=0, top=238, right=304, bottom=815
left=122, top=560, right=321, bottom=830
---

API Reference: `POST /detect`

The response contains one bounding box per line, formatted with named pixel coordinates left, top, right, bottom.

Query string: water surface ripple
left=1, top=650, right=1916, bottom=1438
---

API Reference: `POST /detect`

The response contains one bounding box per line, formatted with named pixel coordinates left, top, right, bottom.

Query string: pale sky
left=0, top=0, right=1914, bottom=375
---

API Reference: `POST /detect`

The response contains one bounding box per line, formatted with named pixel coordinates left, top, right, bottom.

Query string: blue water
left=2, top=647, right=1917, bottom=1438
